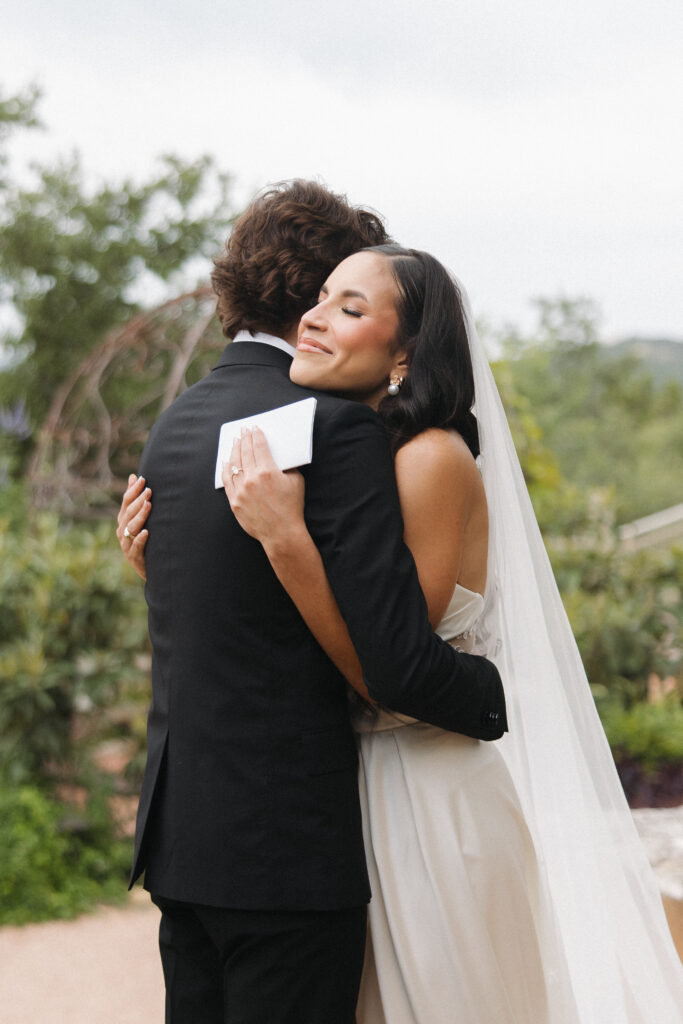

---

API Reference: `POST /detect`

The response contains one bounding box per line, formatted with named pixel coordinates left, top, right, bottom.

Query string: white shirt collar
left=232, top=330, right=296, bottom=359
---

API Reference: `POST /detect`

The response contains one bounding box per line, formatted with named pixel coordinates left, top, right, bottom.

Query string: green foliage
left=0, top=83, right=41, bottom=138
left=0, top=399, right=32, bottom=511
left=0, top=153, right=232, bottom=426
left=498, top=298, right=683, bottom=522
left=494, top=327, right=682, bottom=719
left=0, top=516, right=148, bottom=784
left=491, top=358, right=596, bottom=538
left=609, top=337, right=683, bottom=390
left=599, top=700, right=683, bottom=773
left=0, top=477, right=27, bottom=529
left=0, top=782, right=131, bottom=924
left=549, top=524, right=682, bottom=705
left=0, top=513, right=147, bottom=921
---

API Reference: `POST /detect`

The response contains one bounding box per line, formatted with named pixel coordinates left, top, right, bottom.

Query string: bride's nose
left=301, top=301, right=327, bottom=330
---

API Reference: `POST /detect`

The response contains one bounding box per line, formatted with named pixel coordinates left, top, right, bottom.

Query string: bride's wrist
left=262, top=521, right=312, bottom=564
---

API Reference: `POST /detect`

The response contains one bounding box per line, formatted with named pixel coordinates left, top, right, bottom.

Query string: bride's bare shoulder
left=394, top=428, right=479, bottom=487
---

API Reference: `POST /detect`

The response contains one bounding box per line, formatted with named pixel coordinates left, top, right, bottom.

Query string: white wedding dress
left=354, top=583, right=566, bottom=1024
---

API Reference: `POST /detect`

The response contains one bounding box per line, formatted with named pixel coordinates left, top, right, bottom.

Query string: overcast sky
left=2, top=0, right=682, bottom=340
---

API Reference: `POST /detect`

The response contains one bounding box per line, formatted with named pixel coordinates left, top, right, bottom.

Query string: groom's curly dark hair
left=212, top=179, right=389, bottom=338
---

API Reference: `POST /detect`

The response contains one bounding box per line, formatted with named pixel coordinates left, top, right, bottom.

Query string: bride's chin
left=290, top=362, right=314, bottom=387
left=290, top=358, right=329, bottom=390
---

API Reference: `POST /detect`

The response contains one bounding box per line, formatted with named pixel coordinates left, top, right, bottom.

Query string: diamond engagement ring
left=231, top=465, right=243, bottom=479
left=123, top=525, right=135, bottom=539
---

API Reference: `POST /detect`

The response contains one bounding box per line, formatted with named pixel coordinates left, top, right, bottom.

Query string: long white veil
left=458, top=280, right=683, bottom=1020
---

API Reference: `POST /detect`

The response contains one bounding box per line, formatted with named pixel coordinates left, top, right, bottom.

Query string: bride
left=120, top=245, right=683, bottom=1021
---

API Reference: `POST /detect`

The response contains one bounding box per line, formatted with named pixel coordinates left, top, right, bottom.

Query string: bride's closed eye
left=342, top=307, right=363, bottom=318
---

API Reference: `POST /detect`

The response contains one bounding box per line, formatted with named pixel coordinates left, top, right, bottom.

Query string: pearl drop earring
left=388, top=374, right=403, bottom=396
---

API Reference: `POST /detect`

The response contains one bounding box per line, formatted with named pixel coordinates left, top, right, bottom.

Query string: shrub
left=0, top=782, right=132, bottom=924
left=599, top=699, right=683, bottom=773
left=0, top=515, right=149, bottom=784
left=0, top=514, right=150, bottom=921
left=549, top=531, right=682, bottom=707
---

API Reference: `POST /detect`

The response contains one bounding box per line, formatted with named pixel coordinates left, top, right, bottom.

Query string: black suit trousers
left=152, top=894, right=367, bottom=1024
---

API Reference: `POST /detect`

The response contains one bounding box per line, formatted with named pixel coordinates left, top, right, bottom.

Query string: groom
left=122, top=180, right=506, bottom=1023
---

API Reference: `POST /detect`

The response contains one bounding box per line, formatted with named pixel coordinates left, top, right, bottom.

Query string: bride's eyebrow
left=319, top=283, right=369, bottom=301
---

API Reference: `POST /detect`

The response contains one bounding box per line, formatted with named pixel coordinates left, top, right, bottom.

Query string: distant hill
left=605, top=337, right=683, bottom=388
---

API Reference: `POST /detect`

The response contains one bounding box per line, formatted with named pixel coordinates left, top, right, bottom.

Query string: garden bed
left=616, top=757, right=683, bottom=808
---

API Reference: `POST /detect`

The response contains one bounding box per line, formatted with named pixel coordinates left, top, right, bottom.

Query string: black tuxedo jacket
left=130, top=341, right=506, bottom=910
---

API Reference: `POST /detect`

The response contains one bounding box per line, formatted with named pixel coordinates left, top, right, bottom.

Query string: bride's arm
left=225, top=428, right=371, bottom=701
left=226, top=427, right=484, bottom=696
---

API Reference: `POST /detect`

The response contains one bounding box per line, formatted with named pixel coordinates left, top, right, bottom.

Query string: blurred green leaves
left=551, top=531, right=682, bottom=707
left=494, top=298, right=683, bottom=524
left=600, top=700, right=683, bottom=774
left=0, top=508, right=149, bottom=922
left=0, top=515, right=148, bottom=785
left=0, top=783, right=131, bottom=924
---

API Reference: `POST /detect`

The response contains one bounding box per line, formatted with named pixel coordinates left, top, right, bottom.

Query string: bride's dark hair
left=366, top=245, right=480, bottom=458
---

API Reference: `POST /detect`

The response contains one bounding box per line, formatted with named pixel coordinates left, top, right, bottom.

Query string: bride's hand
left=116, top=474, right=151, bottom=580
left=223, top=427, right=306, bottom=549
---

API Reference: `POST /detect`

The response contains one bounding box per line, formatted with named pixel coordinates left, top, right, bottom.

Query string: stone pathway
left=633, top=805, right=683, bottom=902
left=0, top=890, right=163, bottom=1024
left=633, top=804, right=683, bottom=960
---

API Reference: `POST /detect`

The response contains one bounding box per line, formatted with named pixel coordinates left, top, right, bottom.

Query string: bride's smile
left=296, top=336, right=333, bottom=355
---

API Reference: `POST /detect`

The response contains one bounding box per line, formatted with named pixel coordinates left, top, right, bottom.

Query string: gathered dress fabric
left=355, top=584, right=567, bottom=1024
